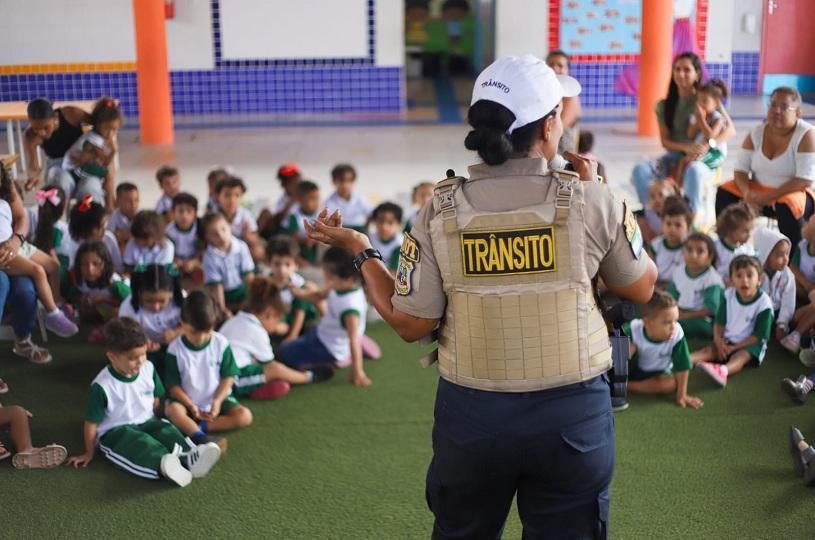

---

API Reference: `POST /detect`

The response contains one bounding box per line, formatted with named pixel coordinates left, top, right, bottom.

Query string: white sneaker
left=183, top=442, right=221, bottom=478
left=160, top=454, right=192, bottom=487
left=781, top=332, right=802, bottom=354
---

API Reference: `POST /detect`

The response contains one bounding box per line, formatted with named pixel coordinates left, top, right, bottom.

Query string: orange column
left=637, top=0, right=673, bottom=136
left=132, top=0, right=174, bottom=145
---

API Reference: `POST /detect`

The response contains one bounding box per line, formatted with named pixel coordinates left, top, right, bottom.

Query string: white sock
left=306, top=370, right=314, bottom=383
left=47, top=308, right=59, bottom=315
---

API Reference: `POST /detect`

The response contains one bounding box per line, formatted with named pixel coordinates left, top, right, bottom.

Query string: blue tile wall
left=731, top=51, right=759, bottom=95
left=0, top=72, right=139, bottom=116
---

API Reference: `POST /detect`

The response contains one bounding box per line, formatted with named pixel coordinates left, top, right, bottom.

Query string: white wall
left=494, top=0, right=549, bottom=60
left=705, top=0, right=734, bottom=62
left=0, top=0, right=135, bottom=64
left=166, top=0, right=214, bottom=70
left=375, top=0, right=404, bottom=66
left=731, top=0, right=763, bottom=52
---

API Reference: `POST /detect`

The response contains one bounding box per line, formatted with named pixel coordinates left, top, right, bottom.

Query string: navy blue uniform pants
left=426, top=375, right=614, bottom=539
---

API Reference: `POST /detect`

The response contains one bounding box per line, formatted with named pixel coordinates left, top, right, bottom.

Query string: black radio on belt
left=602, top=301, right=636, bottom=398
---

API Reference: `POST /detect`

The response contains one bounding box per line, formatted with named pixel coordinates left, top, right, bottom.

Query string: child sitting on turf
left=67, top=317, right=221, bottom=486
left=2, top=180, right=77, bottom=337
left=325, top=164, right=372, bottom=233
left=119, top=264, right=184, bottom=369
left=69, top=196, right=123, bottom=274
left=405, top=181, right=434, bottom=232
left=154, top=165, right=181, bottom=223
left=201, top=212, right=255, bottom=316
left=714, top=202, right=755, bottom=283
left=647, top=195, right=691, bottom=285
left=166, top=192, right=202, bottom=284
left=0, top=401, right=67, bottom=469
left=219, top=276, right=334, bottom=400
left=258, top=162, right=302, bottom=238
left=638, top=179, right=678, bottom=244
left=369, top=202, right=404, bottom=274
left=753, top=228, right=797, bottom=352
left=164, top=291, right=253, bottom=444
left=283, top=180, right=322, bottom=267
left=623, top=291, right=703, bottom=409
left=67, top=241, right=130, bottom=324
left=281, top=247, right=372, bottom=387
left=107, top=182, right=139, bottom=252
left=668, top=232, right=723, bottom=339
left=216, top=175, right=264, bottom=261
left=123, top=210, right=175, bottom=274
left=265, top=235, right=320, bottom=342
left=693, top=255, right=774, bottom=388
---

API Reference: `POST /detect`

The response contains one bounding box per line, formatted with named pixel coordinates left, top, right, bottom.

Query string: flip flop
left=12, top=444, right=68, bottom=469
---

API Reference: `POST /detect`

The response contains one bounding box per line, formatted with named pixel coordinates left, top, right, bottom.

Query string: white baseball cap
left=470, top=54, right=582, bottom=134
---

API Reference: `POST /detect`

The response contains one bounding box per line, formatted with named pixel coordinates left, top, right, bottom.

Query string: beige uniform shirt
left=392, top=157, right=650, bottom=319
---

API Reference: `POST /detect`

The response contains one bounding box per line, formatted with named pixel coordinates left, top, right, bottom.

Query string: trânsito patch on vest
left=623, top=201, right=643, bottom=260
left=395, top=233, right=420, bottom=296
left=460, top=226, right=557, bottom=276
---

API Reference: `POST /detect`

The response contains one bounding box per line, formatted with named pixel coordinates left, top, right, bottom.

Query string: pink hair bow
left=36, top=188, right=61, bottom=207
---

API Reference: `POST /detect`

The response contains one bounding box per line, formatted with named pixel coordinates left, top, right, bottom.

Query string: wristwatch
left=353, top=248, right=383, bottom=273
left=708, top=137, right=718, bottom=149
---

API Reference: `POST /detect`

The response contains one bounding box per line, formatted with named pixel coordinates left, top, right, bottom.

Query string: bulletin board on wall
left=547, top=0, right=708, bottom=62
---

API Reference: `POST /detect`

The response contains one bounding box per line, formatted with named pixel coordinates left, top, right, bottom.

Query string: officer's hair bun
left=464, top=101, right=515, bottom=166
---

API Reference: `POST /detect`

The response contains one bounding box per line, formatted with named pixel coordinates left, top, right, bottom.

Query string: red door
left=759, top=0, right=815, bottom=91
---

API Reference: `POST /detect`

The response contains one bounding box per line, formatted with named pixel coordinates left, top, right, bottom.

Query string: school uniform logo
left=395, top=233, right=420, bottom=296
left=460, top=226, right=556, bottom=276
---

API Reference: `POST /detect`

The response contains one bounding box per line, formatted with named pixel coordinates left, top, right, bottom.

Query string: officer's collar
left=467, top=157, right=549, bottom=181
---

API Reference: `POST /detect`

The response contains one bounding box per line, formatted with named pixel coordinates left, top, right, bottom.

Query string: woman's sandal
left=0, top=443, right=10, bottom=461
left=11, top=444, right=67, bottom=469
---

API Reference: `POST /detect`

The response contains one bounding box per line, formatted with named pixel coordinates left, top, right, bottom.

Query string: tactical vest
left=426, top=169, right=612, bottom=392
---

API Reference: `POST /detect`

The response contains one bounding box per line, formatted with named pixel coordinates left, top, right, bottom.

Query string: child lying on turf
left=67, top=317, right=221, bottom=486
left=693, top=255, right=774, bottom=388
left=0, top=401, right=67, bottom=469
left=623, top=291, right=703, bottom=409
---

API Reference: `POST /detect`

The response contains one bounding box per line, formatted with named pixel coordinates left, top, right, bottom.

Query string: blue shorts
left=279, top=329, right=336, bottom=369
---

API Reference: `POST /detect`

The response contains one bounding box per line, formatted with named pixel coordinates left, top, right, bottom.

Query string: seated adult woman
left=631, top=52, right=735, bottom=218
left=715, top=86, right=815, bottom=247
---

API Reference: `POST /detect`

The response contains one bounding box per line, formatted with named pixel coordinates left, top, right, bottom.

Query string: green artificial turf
left=2, top=324, right=814, bottom=538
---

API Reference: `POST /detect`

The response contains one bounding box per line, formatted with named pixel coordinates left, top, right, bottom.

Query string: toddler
left=325, top=164, right=372, bottom=232
left=668, top=232, right=723, bottom=339
left=164, top=291, right=253, bottom=445
left=714, top=202, right=755, bottom=282
left=753, top=228, right=797, bottom=352
left=219, top=277, right=334, bottom=400
left=69, top=196, right=123, bottom=273
left=677, top=79, right=729, bottom=180
left=283, top=180, right=322, bottom=266
left=216, top=175, right=263, bottom=261
left=265, top=235, right=319, bottom=341
left=369, top=202, right=404, bottom=273
left=107, top=182, right=139, bottom=252
left=693, top=255, right=774, bottom=387
left=123, top=210, right=175, bottom=273
left=166, top=192, right=202, bottom=278
left=638, top=179, right=678, bottom=244
left=31, top=183, right=73, bottom=284
left=201, top=212, right=255, bottom=315
left=154, top=165, right=181, bottom=222
left=67, top=318, right=221, bottom=486
left=647, top=195, right=691, bottom=285
left=281, top=247, right=372, bottom=387
left=0, top=402, right=67, bottom=469
left=67, top=241, right=130, bottom=323
left=405, top=181, right=434, bottom=232
left=623, top=291, right=703, bottom=409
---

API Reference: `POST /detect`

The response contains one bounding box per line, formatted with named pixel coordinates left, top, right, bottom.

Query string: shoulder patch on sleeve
left=395, top=233, right=420, bottom=296
left=623, top=201, right=643, bottom=260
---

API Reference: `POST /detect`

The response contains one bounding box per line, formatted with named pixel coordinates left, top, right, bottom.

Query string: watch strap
left=353, top=248, right=383, bottom=273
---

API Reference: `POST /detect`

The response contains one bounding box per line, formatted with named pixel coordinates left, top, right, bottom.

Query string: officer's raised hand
left=562, top=150, right=598, bottom=181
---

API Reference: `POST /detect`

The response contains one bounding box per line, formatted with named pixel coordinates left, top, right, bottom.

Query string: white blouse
left=736, top=119, right=815, bottom=188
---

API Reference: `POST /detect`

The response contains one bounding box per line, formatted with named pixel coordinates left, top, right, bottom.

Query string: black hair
left=545, top=49, right=570, bottom=68
left=331, top=163, right=357, bottom=181
left=297, top=180, right=320, bottom=196
left=730, top=254, right=762, bottom=277
left=464, top=100, right=552, bottom=166
left=699, top=78, right=728, bottom=102
left=181, top=290, right=217, bottom=331
left=103, top=317, right=148, bottom=353
left=74, top=240, right=114, bottom=287
left=115, top=182, right=138, bottom=198
left=664, top=52, right=702, bottom=134
left=69, top=199, right=106, bottom=241
left=684, top=232, right=717, bottom=267
left=156, top=165, right=179, bottom=185
left=215, top=176, right=247, bottom=195
left=243, top=276, right=287, bottom=315
left=577, top=130, right=594, bottom=154
left=641, top=290, right=678, bottom=319
left=33, top=184, right=68, bottom=252
left=372, top=201, right=403, bottom=223
left=130, top=264, right=184, bottom=311
left=207, top=167, right=231, bottom=187
left=770, top=86, right=802, bottom=104
left=172, top=192, right=198, bottom=211
left=322, top=246, right=357, bottom=281
left=716, top=202, right=754, bottom=238
left=90, top=96, right=123, bottom=129
left=130, top=210, right=165, bottom=243
left=265, top=235, right=300, bottom=260
left=661, top=195, right=693, bottom=227
left=0, top=165, right=13, bottom=201
left=27, top=98, right=54, bottom=121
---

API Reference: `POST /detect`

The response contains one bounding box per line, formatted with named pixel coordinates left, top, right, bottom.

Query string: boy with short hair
left=164, top=291, right=253, bottom=444
left=647, top=195, right=691, bottom=285
left=67, top=317, right=221, bottom=486
left=693, top=255, right=774, bottom=387
left=623, top=291, right=703, bottom=409
left=325, top=164, right=372, bottom=232
left=369, top=202, right=404, bottom=273
left=167, top=192, right=202, bottom=279
left=108, top=182, right=139, bottom=251
left=283, top=180, right=322, bottom=266
left=155, top=165, right=181, bottom=222
left=265, top=235, right=319, bottom=341
left=281, top=247, right=372, bottom=387
left=216, top=175, right=263, bottom=261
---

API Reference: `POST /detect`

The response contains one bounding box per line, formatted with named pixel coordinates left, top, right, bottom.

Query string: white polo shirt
left=202, top=238, right=255, bottom=291
left=123, top=239, right=175, bottom=267
left=219, top=311, right=274, bottom=369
